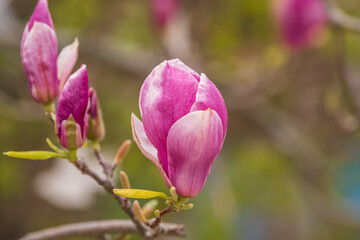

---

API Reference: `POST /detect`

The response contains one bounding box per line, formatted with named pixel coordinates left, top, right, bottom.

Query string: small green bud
left=154, top=209, right=160, bottom=218
left=170, top=186, right=178, bottom=202
left=120, top=171, right=131, bottom=189
left=181, top=203, right=193, bottom=210
left=65, top=115, right=79, bottom=150
left=133, top=200, right=147, bottom=222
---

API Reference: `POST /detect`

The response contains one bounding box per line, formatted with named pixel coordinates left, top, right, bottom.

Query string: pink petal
left=56, top=65, right=89, bottom=140
left=28, top=0, right=54, bottom=30
left=190, top=73, right=227, bottom=137
left=88, top=88, right=98, bottom=119
left=58, top=38, right=79, bottom=91
left=168, top=58, right=200, bottom=81
left=131, top=113, right=172, bottom=188
left=59, top=120, right=68, bottom=148
left=139, top=60, right=199, bottom=173
left=20, top=24, right=29, bottom=55
left=21, top=22, right=58, bottom=103
left=167, top=109, right=224, bottom=197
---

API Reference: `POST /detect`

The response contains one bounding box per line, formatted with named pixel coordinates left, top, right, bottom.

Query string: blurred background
left=2, top=0, right=360, bottom=239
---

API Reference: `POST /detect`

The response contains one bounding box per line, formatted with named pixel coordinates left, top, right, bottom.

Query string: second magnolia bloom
left=132, top=59, right=227, bottom=197
left=20, top=0, right=78, bottom=104
left=56, top=65, right=89, bottom=150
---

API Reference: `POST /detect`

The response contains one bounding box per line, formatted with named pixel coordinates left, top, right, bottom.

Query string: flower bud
left=133, top=200, right=147, bottom=222
left=120, top=171, right=131, bottom=189
left=149, top=0, right=179, bottom=29
left=21, top=0, right=78, bottom=104
left=21, top=0, right=58, bottom=103
left=154, top=209, right=160, bottom=218
left=272, top=0, right=327, bottom=50
left=56, top=65, right=89, bottom=149
left=113, top=140, right=131, bottom=165
left=86, top=88, right=105, bottom=141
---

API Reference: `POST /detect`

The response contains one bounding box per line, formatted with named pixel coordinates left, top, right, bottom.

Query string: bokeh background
left=2, top=0, right=360, bottom=239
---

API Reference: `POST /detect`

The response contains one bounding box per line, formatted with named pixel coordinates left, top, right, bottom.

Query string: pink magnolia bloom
left=21, top=0, right=78, bottom=103
left=149, top=0, right=179, bottom=28
left=273, top=0, right=327, bottom=49
left=132, top=59, right=227, bottom=197
left=56, top=65, right=89, bottom=150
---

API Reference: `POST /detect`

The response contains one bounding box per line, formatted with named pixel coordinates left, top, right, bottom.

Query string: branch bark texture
left=19, top=220, right=185, bottom=240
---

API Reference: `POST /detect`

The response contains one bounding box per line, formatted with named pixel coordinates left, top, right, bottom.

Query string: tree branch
left=322, top=0, right=360, bottom=33
left=73, top=158, right=151, bottom=238
left=19, top=220, right=185, bottom=240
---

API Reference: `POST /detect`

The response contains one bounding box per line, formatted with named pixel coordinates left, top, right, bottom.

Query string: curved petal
left=56, top=65, right=89, bottom=138
left=88, top=88, right=98, bottom=119
left=59, top=120, right=68, bottom=148
left=139, top=60, right=199, bottom=173
left=22, top=22, right=58, bottom=103
left=168, top=58, right=200, bottom=81
left=131, top=114, right=172, bottom=188
left=190, top=73, right=227, bottom=137
left=21, top=24, right=29, bottom=54
left=58, top=38, right=79, bottom=91
left=28, top=0, right=54, bottom=30
left=167, top=109, right=223, bottom=197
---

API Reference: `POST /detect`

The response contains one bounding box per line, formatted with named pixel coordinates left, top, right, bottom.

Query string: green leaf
left=3, top=151, right=66, bottom=160
left=46, top=138, right=67, bottom=155
left=113, top=189, right=171, bottom=200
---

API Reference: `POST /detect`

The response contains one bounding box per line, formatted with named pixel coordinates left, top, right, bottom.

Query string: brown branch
left=93, top=147, right=114, bottom=180
left=322, top=0, right=360, bottom=33
left=150, top=207, right=174, bottom=228
left=19, top=220, right=185, bottom=240
left=74, top=157, right=185, bottom=239
left=321, top=0, right=360, bottom=120
left=73, top=158, right=151, bottom=238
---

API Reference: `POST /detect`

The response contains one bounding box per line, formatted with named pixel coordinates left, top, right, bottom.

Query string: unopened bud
left=154, top=209, right=161, bottom=218
left=181, top=203, right=193, bottom=210
left=113, top=140, right=131, bottom=165
left=56, top=65, right=89, bottom=150
left=133, top=200, right=147, bottom=222
left=87, top=88, right=105, bottom=141
left=170, top=186, right=178, bottom=202
left=120, top=171, right=131, bottom=189
left=61, top=114, right=83, bottom=150
left=142, top=199, right=158, bottom=218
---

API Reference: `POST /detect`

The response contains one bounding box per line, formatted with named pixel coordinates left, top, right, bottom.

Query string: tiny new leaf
left=46, top=138, right=67, bottom=155
left=113, top=189, right=171, bottom=200
left=3, top=151, right=66, bottom=160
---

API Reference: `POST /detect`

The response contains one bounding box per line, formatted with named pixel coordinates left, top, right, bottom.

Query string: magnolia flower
left=56, top=65, right=89, bottom=150
left=132, top=59, right=227, bottom=197
left=21, top=0, right=78, bottom=103
left=87, top=88, right=105, bottom=141
left=272, top=0, right=327, bottom=49
left=149, top=0, right=179, bottom=28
